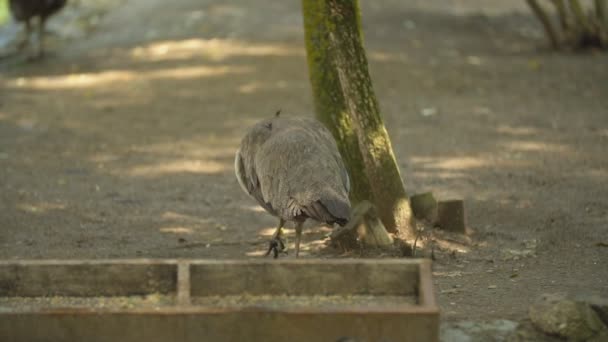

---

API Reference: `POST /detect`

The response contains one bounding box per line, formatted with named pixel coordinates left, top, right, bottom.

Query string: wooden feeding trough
left=0, top=259, right=439, bottom=342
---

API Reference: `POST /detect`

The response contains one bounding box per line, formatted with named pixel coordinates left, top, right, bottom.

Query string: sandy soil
left=0, top=0, right=607, bottom=323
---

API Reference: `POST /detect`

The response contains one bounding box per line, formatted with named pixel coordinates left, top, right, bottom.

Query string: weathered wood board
left=0, top=259, right=439, bottom=342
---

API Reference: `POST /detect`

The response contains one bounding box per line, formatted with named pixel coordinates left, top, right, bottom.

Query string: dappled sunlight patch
left=130, top=142, right=239, bottom=158
left=299, top=238, right=330, bottom=252
left=410, top=156, right=532, bottom=180
left=89, top=152, right=120, bottom=164
left=434, top=157, right=489, bottom=170
left=258, top=226, right=281, bottom=237
left=495, top=125, right=538, bottom=136
left=89, top=140, right=240, bottom=179
left=17, top=202, right=66, bottom=214
left=5, top=65, right=252, bottom=90
left=240, top=205, right=266, bottom=213
left=412, top=156, right=489, bottom=170
left=237, top=80, right=304, bottom=94
left=238, top=81, right=263, bottom=94
left=126, top=159, right=228, bottom=177
left=368, top=51, right=404, bottom=62
left=144, top=65, right=252, bottom=80
left=159, top=226, right=193, bottom=235
left=503, top=140, right=571, bottom=153
left=412, top=171, right=468, bottom=179
left=130, top=38, right=304, bottom=62
left=161, top=211, right=215, bottom=225
left=247, top=230, right=329, bottom=257
left=434, top=238, right=470, bottom=254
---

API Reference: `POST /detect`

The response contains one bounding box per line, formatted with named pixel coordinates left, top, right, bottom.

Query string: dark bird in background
left=9, top=0, right=68, bottom=58
left=235, top=111, right=351, bottom=258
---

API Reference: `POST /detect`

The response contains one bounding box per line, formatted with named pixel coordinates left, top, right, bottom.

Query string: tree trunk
left=551, top=0, right=571, bottom=30
left=527, top=0, right=560, bottom=48
left=302, top=0, right=413, bottom=236
left=301, top=0, right=372, bottom=206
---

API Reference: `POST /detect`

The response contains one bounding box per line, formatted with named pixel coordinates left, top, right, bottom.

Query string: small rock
left=575, top=295, right=608, bottom=327
left=529, top=294, right=607, bottom=341
left=506, top=320, right=561, bottom=342
left=420, top=107, right=438, bottom=117
left=488, top=285, right=497, bottom=289
left=402, top=20, right=416, bottom=30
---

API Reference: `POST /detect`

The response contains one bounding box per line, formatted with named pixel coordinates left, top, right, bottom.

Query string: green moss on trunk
left=0, top=0, right=9, bottom=26
left=301, top=0, right=413, bottom=235
left=302, top=0, right=372, bottom=205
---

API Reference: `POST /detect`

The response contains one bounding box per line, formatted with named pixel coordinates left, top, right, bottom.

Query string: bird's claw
left=264, top=237, right=287, bottom=259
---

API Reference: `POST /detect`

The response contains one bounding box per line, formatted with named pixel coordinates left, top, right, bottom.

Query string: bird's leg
left=294, top=221, right=303, bottom=258
left=17, top=20, right=32, bottom=51
left=265, top=218, right=286, bottom=259
left=34, top=17, right=47, bottom=59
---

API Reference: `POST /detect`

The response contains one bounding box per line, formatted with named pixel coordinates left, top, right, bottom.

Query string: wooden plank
left=0, top=311, right=438, bottom=342
left=190, top=259, right=420, bottom=297
left=0, top=260, right=177, bottom=297
left=0, top=258, right=439, bottom=342
left=177, top=261, right=191, bottom=306
left=418, top=259, right=438, bottom=309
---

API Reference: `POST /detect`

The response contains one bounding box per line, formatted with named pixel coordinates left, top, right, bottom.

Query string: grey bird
left=9, top=0, right=68, bottom=58
left=235, top=112, right=351, bottom=258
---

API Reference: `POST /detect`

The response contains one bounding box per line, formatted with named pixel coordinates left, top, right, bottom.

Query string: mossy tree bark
left=302, top=0, right=413, bottom=236
left=301, top=0, right=372, bottom=206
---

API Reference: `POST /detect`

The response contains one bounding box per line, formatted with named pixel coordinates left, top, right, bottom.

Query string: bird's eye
left=264, top=123, right=272, bottom=130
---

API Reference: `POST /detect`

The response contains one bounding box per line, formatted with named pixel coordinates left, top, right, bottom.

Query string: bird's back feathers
left=236, top=116, right=350, bottom=225
left=9, top=0, right=67, bottom=21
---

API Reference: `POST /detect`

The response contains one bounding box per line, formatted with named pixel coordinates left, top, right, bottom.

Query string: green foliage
left=0, top=0, right=9, bottom=26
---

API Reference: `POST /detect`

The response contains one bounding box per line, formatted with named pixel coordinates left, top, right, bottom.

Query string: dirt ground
left=1, top=0, right=607, bottom=324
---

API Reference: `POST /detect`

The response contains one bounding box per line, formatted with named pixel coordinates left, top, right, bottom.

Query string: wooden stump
left=436, top=200, right=466, bottom=234
left=331, top=200, right=393, bottom=249
left=410, top=192, right=438, bottom=223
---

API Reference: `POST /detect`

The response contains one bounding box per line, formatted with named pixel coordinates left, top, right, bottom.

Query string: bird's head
left=235, top=115, right=280, bottom=194
left=244, top=117, right=274, bottom=149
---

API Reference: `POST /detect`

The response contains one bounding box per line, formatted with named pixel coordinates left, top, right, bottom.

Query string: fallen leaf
left=528, top=59, right=542, bottom=70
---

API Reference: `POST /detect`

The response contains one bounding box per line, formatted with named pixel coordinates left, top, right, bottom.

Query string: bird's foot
left=264, top=237, right=287, bottom=259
